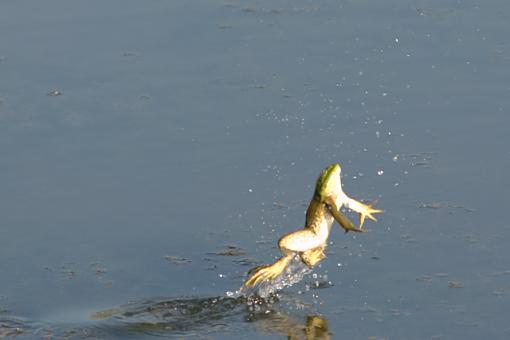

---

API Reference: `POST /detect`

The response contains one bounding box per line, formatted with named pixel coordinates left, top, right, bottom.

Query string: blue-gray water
left=1, top=1, right=509, bottom=339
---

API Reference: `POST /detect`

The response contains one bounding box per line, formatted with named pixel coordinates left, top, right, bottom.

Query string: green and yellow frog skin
left=244, top=163, right=383, bottom=287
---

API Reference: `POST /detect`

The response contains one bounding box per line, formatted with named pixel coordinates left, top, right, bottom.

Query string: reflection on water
left=261, top=315, right=330, bottom=340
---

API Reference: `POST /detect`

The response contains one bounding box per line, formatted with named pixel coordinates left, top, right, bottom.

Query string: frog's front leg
left=341, top=196, right=383, bottom=229
left=323, top=197, right=363, bottom=233
left=243, top=229, right=323, bottom=287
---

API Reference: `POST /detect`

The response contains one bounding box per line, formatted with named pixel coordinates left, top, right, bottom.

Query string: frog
left=243, top=163, right=383, bottom=287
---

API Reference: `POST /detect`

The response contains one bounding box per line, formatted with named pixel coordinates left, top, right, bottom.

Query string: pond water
left=1, top=0, right=509, bottom=339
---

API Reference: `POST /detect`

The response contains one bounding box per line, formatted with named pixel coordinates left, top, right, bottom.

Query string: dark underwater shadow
left=87, top=259, right=331, bottom=338
left=90, top=294, right=331, bottom=339
left=1, top=260, right=331, bottom=339
left=0, top=295, right=330, bottom=339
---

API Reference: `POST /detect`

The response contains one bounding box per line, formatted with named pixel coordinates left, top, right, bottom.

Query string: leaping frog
left=244, top=163, right=383, bottom=287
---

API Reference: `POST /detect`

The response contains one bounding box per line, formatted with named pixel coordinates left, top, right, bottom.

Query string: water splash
left=232, top=255, right=313, bottom=299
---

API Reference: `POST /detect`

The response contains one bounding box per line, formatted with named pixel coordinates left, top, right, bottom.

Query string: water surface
left=1, top=0, right=510, bottom=338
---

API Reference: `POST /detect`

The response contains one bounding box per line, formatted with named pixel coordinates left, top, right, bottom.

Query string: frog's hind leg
left=244, top=228, right=322, bottom=287
left=243, top=254, right=293, bottom=287
left=300, top=245, right=326, bottom=268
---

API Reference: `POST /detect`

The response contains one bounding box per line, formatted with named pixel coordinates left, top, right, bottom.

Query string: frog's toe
left=244, top=266, right=272, bottom=287
left=247, top=264, right=269, bottom=277
left=243, top=274, right=259, bottom=287
left=359, top=201, right=383, bottom=228
left=244, top=256, right=292, bottom=287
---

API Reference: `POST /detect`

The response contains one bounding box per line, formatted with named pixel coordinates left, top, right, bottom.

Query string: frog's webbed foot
left=243, top=255, right=293, bottom=287
left=358, top=200, right=383, bottom=229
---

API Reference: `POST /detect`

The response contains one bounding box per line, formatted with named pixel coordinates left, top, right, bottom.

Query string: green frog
left=244, top=163, right=383, bottom=287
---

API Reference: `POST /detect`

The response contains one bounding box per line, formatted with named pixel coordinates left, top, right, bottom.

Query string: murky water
left=1, top=0, right=510, bottom=339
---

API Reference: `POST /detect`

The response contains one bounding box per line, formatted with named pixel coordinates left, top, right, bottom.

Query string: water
left=1, top=0, right=510, bottom=338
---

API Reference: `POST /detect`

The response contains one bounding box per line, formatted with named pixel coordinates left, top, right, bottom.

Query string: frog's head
left=314, top=163, right=342, bottom=200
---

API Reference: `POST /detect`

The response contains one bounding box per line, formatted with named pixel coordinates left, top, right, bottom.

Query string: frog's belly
left=280, top=216, right=332, bottom=252
left=310, top=216, right=333, bottom=247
